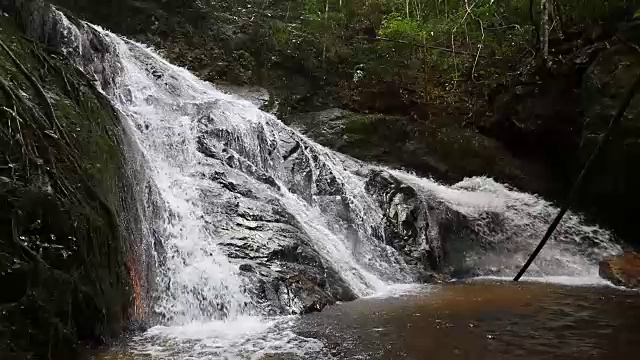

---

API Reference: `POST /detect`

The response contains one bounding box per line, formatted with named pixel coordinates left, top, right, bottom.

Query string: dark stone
left=364, top=170, right=436, bottom=272
left=0, top=5, right=146, bottom=357
left=198, top=161, right=357, bottom=315
left=239, top=263, right=255, bottom=273
left=599, top=251, right=640, bottom=289
left=479, top=37, right=640, bottom=244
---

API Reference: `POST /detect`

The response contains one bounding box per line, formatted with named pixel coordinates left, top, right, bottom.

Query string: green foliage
left=379, top=14, right=426, bottom=41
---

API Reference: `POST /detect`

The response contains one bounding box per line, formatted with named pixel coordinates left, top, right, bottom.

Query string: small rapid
left=24, top=4, right=625, bottom=358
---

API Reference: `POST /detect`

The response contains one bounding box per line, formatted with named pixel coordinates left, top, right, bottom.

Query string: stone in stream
left=364, top=170, right=439, bottom=278
left=599, top=251, right=640, bottom=289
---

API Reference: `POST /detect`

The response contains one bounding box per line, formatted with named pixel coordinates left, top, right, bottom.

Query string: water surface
left=94, top=280, right=640, bottom=359
left=296, top=280, right=640, bottom=360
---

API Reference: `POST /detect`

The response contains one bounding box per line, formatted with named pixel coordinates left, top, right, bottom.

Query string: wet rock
left=199, top=177, right=356, bottom=315
left=362, top=169, right=618, bottom=279
left=218, top=85, right=271, bottom=110
left=288, top=109, right=553, bottom=198
left=364, top=170, right=434, bottom=271
left=282, top=146, right=314, bottom=203
left=421, top=272, right=451, bottom=283
left=0, top=7, right=146, bottom=357
left=280, top=273, right=335, bottom=314
left=363, top=169, right=488, bottom=276
left=599, top=251, right=640, bottom=289
left=239, top=264, right=255, bottom=273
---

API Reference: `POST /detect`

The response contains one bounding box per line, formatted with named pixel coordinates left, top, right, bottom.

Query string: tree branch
left=357, top=36, right=489, bottom=58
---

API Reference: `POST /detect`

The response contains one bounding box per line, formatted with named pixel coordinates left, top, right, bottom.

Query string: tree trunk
left=540, top=0, right=550, bottom=66
left=322, top=0, right=329, bottom=70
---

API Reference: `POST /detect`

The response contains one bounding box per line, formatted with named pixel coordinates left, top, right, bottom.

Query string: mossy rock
left=288, top=109, right=554, bottom=194
left=0, top=11, right=137, bottom=359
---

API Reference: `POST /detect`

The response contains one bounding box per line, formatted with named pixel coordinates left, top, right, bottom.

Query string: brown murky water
left=94, top=280, right=640, bottom=359
left=296, top=280, right=640, bottom=360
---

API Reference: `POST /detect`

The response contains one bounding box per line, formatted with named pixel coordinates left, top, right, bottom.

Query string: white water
left=28, top=5, right=624, bottom=358
left=389, top=172, right=622, bottom=277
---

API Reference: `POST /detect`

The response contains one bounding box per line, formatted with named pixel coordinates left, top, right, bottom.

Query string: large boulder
left=288, top=109, right=554, bottom=196
left=0, top=7, right=145, bottom=358
left=199, top=173, right=358, bottom=315
left=364, top=170, right=437, bottom=274
left=362, top=169, right=620, bottom=280
left=193, top=112, right=360, bottom=316
left=599, top=251, right=640, bottom=289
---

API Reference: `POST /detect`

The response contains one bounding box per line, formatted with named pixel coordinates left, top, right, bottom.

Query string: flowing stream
left=25, top=5, right=636, bottom=359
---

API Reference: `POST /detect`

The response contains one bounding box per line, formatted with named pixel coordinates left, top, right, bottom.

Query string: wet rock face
left=197, top=128, right=357, bottom=315
left=362, top=170, right=501, bottom=279
left=364, top=170, right=434, bottom=273
left=19, top=0, right=622, bottom=333
left=599, top=251, right=640, bottom=289
left=362, top=169, right=618, bottom=280
left=0, top=7, right=144, bottom=358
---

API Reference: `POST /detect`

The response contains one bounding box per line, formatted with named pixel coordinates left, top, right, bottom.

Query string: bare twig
left=1, top=106, right=25, bottom=150
left=358, top=36, right=488, bottom=58
left=451, top=32, right=458, bottom=84
left=455, top=0, right=486, bottom=81
left=0, top=39, right=59, bottom=133
left=530, top=0, right=540, bottom=51
left=471, top=44, right=482, bottom=81
left=483, top=24, right=522, bottom=31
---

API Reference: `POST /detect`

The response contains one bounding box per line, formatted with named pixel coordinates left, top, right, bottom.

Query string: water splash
left=391, top=172, right=621, bottom=277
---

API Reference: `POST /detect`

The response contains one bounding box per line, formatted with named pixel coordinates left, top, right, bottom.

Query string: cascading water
left=24, top=4, right=623, bottom=358
left=390, top=172, right=621, bottom=281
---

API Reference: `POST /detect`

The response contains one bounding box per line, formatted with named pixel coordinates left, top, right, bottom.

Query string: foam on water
left=128, top=317, right=328, bottom=360
left=364, top=284, right=429, bottom=298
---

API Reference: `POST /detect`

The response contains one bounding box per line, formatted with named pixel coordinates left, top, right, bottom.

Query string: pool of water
left=92, top=280, right=640, bottom=359
left=297, top=280, right=640, bottom=360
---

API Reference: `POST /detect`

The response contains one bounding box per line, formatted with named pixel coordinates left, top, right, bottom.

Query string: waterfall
left=22, top=3, right=622, bottom=357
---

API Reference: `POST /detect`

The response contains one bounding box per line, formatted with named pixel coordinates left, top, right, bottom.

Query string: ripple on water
left=295, top=280, right=640, bottom=360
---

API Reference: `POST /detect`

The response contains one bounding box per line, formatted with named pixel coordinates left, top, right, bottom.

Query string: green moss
left=0, top=14, right=134, bottom=359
